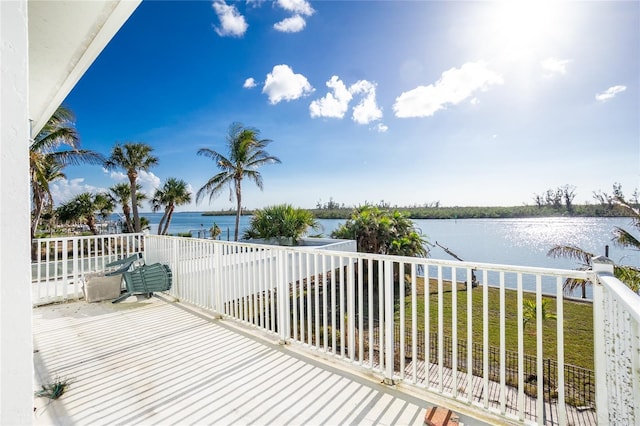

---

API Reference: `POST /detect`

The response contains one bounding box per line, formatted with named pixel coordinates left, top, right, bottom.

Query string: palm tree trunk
left=129, top=173, right=140, bottom=232
left=31, top=196, right=45, bottom=240
left=122, top=204, right=133, bottom=233
left=87, top=216, right=98, bottom=235
left=234, top=179, right=242, bottom=241
left=157, top=209, right=168, bottom=235
left=162, top=205, right=175, bottom=236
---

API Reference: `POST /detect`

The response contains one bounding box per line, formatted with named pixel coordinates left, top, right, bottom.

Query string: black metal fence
left=366, top=319, right=595, bottom=409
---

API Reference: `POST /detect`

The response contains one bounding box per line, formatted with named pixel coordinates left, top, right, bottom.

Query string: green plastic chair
left=112, top=263, right=172, bottom=303
left=105, top=254, right=173, bottom=303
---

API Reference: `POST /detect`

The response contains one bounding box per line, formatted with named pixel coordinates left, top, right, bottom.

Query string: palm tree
left=105, top=142, right=158, bottom=233
left=56, top=192, right=113, bottom=235
left=196, top=123, right=281, bottom=240
left=108, top=183, right=146, bottom=233
left=31, top=158, right=66, bottom=238
left=30, top=105, right=103, bottom=239
left=151, top=178, right=192, bottom=235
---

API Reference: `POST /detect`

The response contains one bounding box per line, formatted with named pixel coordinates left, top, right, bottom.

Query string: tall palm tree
left=151, top=178, right=192, bottom=235
left=31, top=158, right=66, bottom=238
left=56, top=192, right=113, bottom=235
left=30, top=105, right=103, bottom=239
left=196, top=123, right=281, bottom=241
left=105, top=142, right=158, bottom=233
left=108, top=183, right=146, bottom=233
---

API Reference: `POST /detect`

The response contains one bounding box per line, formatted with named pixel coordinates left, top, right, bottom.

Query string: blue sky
left=56, top=0, right=639, bottom=212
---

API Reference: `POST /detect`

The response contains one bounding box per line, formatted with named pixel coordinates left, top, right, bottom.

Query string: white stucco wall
left=0, top=0, right=33, bottom=423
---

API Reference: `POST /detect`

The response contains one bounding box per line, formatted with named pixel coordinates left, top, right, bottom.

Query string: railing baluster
left=536, top=275, right=544, bottom=424
left=438, top=265, right=444, bottom=393
left=367, top=258, right=373, bottom=369
left=411, top=263, right=417, bottom=384
left=424, top=263, right=430, bottom=388
left=339, top=256, right=345, bottom=357
left=314, top=253, right=320, bottom=348
left=378, top=259, right=384, bottom=372
left=331, top=255, right=336, bottom=355
left=499, top=271, right=506, bottom=414
left=306, top=252, right=312, bottom=346
left=556, top=276, right=567, bottom=426
left=466, top=267, right=473, bottom=402
left=322, top=254, right=328, bottom=352
left=357, top=257, right=364, bottom=363
left=482, top=269, right=489, bottom=408
left=452, top=267, right=458, bottom=397
left=517, top=272, right=525, bottom=422
left=347, top=256, right=354, bottom=362
left=399, top=260, right=405, bottom=380
left=384, top=259, right=394, bottom=382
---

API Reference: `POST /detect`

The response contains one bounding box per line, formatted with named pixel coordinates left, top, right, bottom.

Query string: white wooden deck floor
left=32, top=295, right=498, bottom=426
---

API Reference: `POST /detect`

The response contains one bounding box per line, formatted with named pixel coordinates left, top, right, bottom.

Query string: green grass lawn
left=398, top=277, right=594, bottom=370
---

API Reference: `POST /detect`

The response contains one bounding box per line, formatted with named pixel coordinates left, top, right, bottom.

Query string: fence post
left=591, top=256, right=613, bottom=425
left=383, top=259, right=395, bottom=384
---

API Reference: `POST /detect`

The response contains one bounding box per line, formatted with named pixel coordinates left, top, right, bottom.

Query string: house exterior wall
left=0, top=0, right=33, bottom=423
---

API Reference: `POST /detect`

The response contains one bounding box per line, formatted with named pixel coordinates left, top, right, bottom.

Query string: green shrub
left=243, top=204, right=320, bottom=244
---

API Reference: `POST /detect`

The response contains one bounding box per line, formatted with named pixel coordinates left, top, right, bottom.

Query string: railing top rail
left=144, top=234, right=590, bottom=280
left=596, top=272, right=640, bottom=323
left=33, top=233, right=145, bottom=243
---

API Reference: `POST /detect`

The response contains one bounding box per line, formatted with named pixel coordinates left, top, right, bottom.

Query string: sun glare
left=485, top=1, right=567, bottom=60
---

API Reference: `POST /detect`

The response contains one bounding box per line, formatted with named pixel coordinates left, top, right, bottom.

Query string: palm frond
left=547, top=245, right=594, bottom=266
left=612, top=226, right=640, bottom=250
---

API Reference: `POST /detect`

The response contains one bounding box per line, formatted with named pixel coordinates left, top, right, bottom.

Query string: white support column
left=0, top=0, right=33, bottom=423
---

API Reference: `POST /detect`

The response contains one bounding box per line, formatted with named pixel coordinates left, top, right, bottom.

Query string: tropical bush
left=243, top=204, right=319, bottom=244
left=331, top=205, right=429, bottom=257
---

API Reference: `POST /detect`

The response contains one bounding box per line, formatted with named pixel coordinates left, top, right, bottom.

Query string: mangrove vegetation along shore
left=202, top=204, right=636, bottom=220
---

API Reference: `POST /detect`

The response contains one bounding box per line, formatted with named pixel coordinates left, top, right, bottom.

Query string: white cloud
left=212, top=1, right=248, bottom=37
left=262, top=64, right=314, bottom=104
left=243, top=77, right=257, bottom=89
left=310, top=77, right=383, bottom=125
left=373, top=123, right=389, bottom=133
left=246, top=0, right=265, bottom=7
left=274, top=15, right=307, bottom=33
left=595, top=85, right=627, bottom=102
left=50, top=178, right=105, bottom=205
left=350, top=80, right=383, bottom=124
left=309, top=76, right=353, bottom=119
left=106, top=169, right=161, bottom=200
left=541, top=57, right=570, bottom=75
left=275, top=0, right=314, bottom=16
left=273, top=0, right=314, bottom=33
left=393, top=61, right=504, bottom=118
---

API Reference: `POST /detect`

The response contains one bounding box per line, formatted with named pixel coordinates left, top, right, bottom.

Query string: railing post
left=214, top=241, right=222, bottom=317
left=591, top=256, right=613, bottom=425
left=277, top=249, right=290, bottom=344
left=383, top=259, right=395, bottom=384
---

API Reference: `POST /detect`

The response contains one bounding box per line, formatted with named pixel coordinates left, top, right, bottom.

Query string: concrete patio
left=32, top=295, right=497, bottom=425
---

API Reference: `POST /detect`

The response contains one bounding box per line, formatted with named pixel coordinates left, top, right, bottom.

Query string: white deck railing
left=32, top=234, right=640, bottom=425
left=144, top=235, right=619, bottom=426
left=31, top=233, right=144, bottom=305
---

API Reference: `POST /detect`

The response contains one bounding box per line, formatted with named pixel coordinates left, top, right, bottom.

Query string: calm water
left=120, top=213, right=638, bottom=297
left=135, top=213, right=637, bottom=268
